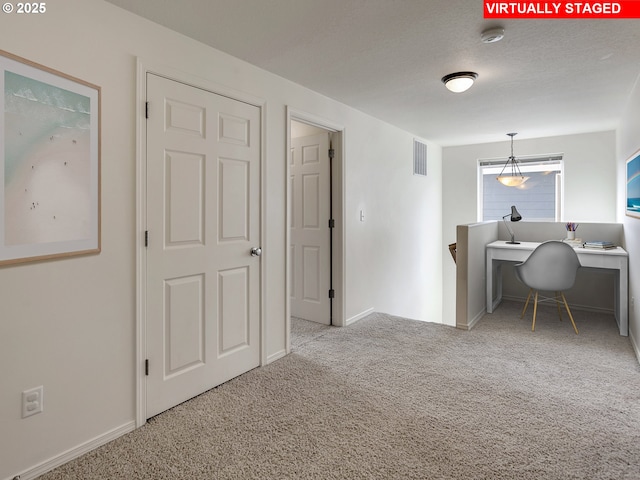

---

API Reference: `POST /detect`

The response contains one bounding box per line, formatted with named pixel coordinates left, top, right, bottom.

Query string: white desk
left=486, top=241, right=629, bottom=336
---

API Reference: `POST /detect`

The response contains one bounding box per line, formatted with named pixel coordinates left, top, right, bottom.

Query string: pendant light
left=497, top=133, right=529, bottom=186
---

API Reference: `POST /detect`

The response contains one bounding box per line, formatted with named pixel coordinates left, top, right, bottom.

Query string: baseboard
left=501, top=294, right=615, bottom=316
left=10, top=421, right=136, bottom=480
left=345, top=307, right=374, bottom=326
left=463, top=308, right=486, bottom=330
left=630, top=328, right=640, bottom=365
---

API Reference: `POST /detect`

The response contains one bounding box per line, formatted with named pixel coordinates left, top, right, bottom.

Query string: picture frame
left=0, top=50, right=100, bottom=266
left=626, top=147, right=640, bottom=219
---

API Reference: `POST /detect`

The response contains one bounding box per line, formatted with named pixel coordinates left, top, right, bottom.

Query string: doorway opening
left=287, top=110, right=344, bottom=350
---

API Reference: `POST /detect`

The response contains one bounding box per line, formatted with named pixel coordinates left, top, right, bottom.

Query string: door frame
left=135, top=58, right=267, bottom=427
left=286, top=108, right=346, bottom=349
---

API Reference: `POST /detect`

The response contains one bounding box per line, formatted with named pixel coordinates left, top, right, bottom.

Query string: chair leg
left=560, top=292, right=579, bottom=334
left=521, top=289, right=533, bottom=318
left=532, top=291, right=539, bottom=331
left=555, top=292, right=563, bottom=321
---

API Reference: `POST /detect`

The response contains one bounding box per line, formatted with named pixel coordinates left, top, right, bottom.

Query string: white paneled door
left=145, top=73, right=261, bottom=418
left=290, top=133, right=331, bottom=324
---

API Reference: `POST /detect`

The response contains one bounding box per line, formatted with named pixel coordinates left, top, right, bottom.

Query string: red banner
left=484, top=1, right=640, bottom=18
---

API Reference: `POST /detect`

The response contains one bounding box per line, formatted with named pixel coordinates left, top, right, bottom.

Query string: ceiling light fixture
left=497, top=133, right=529, bottom=187
left=441, top=72, right=478, bottom=93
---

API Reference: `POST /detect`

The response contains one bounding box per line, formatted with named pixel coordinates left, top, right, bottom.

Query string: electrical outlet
left=22, top=386, right=43, bottom=418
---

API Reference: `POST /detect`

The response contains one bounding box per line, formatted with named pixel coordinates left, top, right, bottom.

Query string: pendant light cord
left=498, top=133, right=524, bottom=178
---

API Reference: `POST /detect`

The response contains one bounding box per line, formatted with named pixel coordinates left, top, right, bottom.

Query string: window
left=478, top=155, right=564, bottom=221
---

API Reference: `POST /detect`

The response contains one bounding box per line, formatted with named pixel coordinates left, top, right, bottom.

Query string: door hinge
left=328, top=289, right=335, bottom=299
left=145, top=359, right=149, bottom=376
left=328, top=219, right=335, bottom=229
left=144, top=230, right=149, bottom=247
left=145, top=102, right=149, bottom=119
left=328, top=148, right=335, bottom=159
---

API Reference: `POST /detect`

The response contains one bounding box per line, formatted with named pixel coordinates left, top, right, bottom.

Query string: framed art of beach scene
left=627, top=148, right=640, bottom=219
left=1, top=50, right=100, bottom=266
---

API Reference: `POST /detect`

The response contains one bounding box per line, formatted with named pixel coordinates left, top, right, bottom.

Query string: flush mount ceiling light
left=441, top=72, right=478, bottom=93
left=497, top=133, right=529, bottom=187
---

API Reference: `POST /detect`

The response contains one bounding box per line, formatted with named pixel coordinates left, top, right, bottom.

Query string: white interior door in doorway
left=145, top=73, right=261, bottom=418
left=290, top=132, right=331, bottom=325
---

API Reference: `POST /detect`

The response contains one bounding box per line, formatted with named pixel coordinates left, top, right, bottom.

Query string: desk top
left=487, top=240, right=628, bottom=257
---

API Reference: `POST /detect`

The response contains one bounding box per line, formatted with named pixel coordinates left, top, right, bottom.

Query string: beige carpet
left=40, top=303, right=640, bottom=479
left=290, top=316, right=333, bottom=350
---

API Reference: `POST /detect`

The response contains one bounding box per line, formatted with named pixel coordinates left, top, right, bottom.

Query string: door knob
left=250, top=247, right=262, bottom=257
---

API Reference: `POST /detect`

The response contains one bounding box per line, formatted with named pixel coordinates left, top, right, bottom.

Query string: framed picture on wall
left=627, top=148, right=640, bottom=219
left=0, top=50, right=100, bottom=266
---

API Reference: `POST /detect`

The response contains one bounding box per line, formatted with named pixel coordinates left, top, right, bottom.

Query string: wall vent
left=413, top=140, right=427, bottom=176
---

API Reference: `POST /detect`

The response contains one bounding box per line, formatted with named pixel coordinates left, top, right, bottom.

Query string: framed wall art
left=0, top=50, right=100, bottom=265
left=627, top=148, right=640, bottom=219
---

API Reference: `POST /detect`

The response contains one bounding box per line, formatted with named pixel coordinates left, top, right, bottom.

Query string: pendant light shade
left=497, top=133, right=529, bottom=186
left=441, top=72, right=478, bottom=93
left=498, top=175, right=527, bottom=187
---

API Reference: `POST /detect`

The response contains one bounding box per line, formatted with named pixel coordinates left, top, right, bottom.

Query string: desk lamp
left=503, top=205, right=522, bottom=244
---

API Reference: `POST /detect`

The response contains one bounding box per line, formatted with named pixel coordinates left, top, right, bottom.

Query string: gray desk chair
left=514, top=241, right=581, bottom=334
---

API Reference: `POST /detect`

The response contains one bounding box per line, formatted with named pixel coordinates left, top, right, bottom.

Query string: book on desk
left=583, top=240, right=617, bottom=250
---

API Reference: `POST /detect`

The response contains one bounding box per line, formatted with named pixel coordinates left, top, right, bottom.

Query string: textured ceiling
left=105, top=0, right=640, bottom=146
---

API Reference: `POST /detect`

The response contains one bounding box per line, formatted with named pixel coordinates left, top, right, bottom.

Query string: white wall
left=442, top=131, right=617, bottom=326
left=618, top=75, right=640, bottom=358
left=344, top=125, right=443, bottom=323
left=0, top=1, right=443, bottom=478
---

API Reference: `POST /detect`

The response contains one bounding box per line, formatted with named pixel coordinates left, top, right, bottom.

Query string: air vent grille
left=413, top=140, right=427, bottom=176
